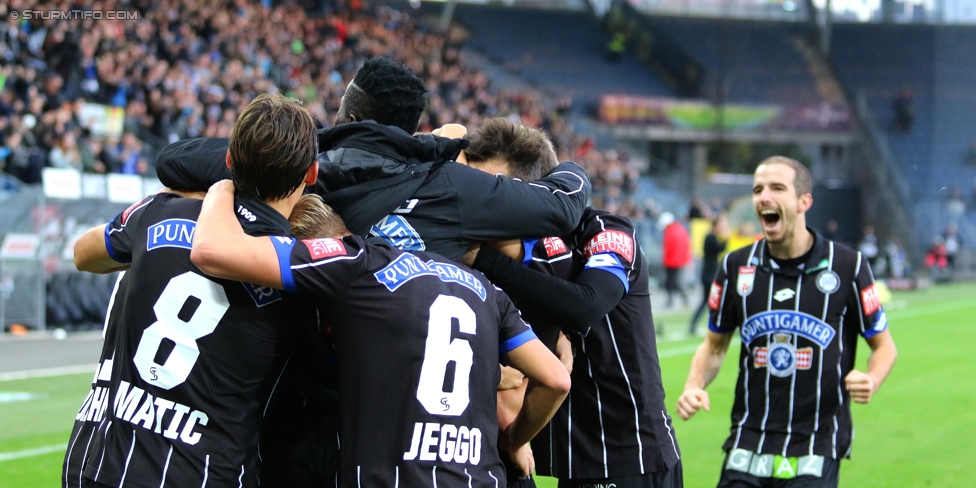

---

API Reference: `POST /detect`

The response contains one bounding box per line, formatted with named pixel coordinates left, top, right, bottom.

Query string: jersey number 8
left=416, top=295, right=477, bottom=417
left=133, top=272, right=230, bottom=390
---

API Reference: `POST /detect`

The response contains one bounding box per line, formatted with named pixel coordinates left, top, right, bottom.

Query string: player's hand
left=845, top=369, right=876, bottom=403
left=433, top=123, right=467, bottom=139
left=461, top=244, right=481, bottom=267
left=498, top=365, right=525, bottom=390
left=556, top=331, right=574, bottom=374
left=676, top=388, right=710, bottom=420
left=508, top=443, right=535, bottom=477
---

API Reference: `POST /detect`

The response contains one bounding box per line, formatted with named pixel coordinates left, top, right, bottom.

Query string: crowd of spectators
left=0, top=0, right=648, bottom=220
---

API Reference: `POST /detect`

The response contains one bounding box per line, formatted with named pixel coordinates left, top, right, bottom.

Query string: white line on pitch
left=0, top=443, right=68, bottom=462
left=0, top=364, right=95, bottom=382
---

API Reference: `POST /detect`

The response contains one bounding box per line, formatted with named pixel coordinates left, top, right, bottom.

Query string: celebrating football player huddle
left=67, top=56, right=894, bottom=488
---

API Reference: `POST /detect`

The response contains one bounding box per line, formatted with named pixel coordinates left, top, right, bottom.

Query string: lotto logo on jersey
left=860, top=284, right=882, bottom=315
left=708, top=282, right=723, bottom=310
left=303, top=238, right=346, bottom=260
left=543, top=237, right=568, bottom=257
left=583, top=230, right=634, bottom=263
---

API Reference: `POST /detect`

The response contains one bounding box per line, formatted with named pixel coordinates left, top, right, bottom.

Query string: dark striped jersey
left=513, top=236, right=576, bottom=351
left=268, top=235, right=535, bottom=487
left=708, top=231, right=888, bottom=459
left=63, top=272, right=127, bottom=488
left=532, top=208, right=681, bottom=479
left=82, top=193, right=315, bottom=488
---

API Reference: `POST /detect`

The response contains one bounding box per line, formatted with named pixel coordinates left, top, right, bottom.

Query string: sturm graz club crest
left=754, top=333, right=813, bottom=377
left=766, top=335, right=797, bottom=377
left=816, top=270, right=840, bottom=294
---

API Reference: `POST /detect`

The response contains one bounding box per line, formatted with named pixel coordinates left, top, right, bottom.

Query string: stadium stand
left=450, top=5, right=675, bottom=108
left=832, top=24, right=976, bottom=195
left=640, top=16, right=822, bottom=105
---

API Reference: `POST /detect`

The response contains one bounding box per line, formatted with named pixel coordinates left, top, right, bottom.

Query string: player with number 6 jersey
left=191, top=180, right=571, bottom=488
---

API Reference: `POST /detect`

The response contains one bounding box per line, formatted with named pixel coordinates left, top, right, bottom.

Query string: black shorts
left=557, top=461, right=683, bottom=488
left=716, top=452, right=839, bottom=488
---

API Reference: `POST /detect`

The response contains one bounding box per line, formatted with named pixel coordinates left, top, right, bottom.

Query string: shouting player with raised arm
left=71, top=93, right=322, bottom=488
left=190, top=179, right=571, bottom=487
left=676, top=156, right=897, bottom=487
left=458, top=118, right=683, bottom=488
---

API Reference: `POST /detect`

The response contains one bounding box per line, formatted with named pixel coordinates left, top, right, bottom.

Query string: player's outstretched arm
left=502, top=339, right=571, bottom=457
left=74, top=224, right=129, bottom=274
left=846, top=329, right=897, bottom=404
left=677, top=331, right=733, bottom=420
left=191, top=180, right=283, bottom=289
left=451, top=161, right=591, bottom=241
left=470, top=246, right=625, bottom=332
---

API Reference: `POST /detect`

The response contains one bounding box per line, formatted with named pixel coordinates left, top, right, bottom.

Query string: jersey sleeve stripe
left=499, top=329, right=538, bottom=356
left=587, top=265, right=630, bottom=294
left=269, top=237, right=297, bottom=294
left=521, top=239, right=539, bottom=266
left=103, top=224, right=124, bottom=263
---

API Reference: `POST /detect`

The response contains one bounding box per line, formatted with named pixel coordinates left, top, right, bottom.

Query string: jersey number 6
left=133, top=272, right=230, bottom=390
left=416, top=295, right=477, bottom=417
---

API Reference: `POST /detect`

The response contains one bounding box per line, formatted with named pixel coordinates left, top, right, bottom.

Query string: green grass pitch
left=2, top=282, right=974, bottom=487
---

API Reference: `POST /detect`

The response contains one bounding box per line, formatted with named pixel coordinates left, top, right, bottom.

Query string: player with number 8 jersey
left=74, top=192, right=317, bottom=488
left=71, top=94, right=326, bottom=488
left=191, top=180, right=571, bottom=488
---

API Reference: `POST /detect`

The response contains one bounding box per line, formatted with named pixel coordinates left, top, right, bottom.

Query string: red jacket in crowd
left=662, top=222, right=692, bottom=269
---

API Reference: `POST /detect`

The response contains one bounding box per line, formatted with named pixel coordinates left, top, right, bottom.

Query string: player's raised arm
left=846, top=329, right=897, bottom=403
left=75, top=195, right=156, bottom=273
left=676, top=331, right=733, bottom=420
left=452, top=160, right=591, bottom=241
left=469, top=245, right=625, bottom=332
left=191, top=180, right=283, bottom=289
left=846, top=253, right=897, bottom=403
left=74, top=224, right=129, bottom=274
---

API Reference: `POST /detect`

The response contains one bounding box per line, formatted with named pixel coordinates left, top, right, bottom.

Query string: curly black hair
left=350, top=57, right=429, bottom=134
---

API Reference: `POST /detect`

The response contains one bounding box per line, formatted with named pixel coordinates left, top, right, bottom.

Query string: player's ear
left=225, top=150, right=233, bottom=170
left=304, top=160, right=319, bottom=186
left=798, top=192, right=813, bottom=213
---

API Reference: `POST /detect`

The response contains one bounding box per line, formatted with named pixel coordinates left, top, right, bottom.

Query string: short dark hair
left=464, top=118, right=559, bottom=181
left=229, top=93, right=317, bottom=201
left=757, top=156, right=812, bottom=196
left=350, top=57, right=428, bottom=134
